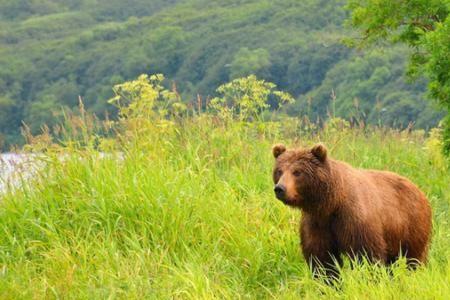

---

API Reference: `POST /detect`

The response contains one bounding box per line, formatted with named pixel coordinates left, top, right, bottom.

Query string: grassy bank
left=0, top=113, right=448, bottom=299
left=0, top=74, right=448, bottom=298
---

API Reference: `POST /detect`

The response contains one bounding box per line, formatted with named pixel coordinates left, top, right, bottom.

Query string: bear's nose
left=274, top=184, right=286, bottom=199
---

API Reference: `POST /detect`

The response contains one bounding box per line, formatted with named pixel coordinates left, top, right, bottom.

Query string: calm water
left=1, top=152, right=121, bottom=193
left=0, top=153, right=34, bottom=193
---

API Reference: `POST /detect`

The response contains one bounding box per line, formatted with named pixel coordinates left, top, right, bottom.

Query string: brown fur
left=272, top=143, right=432, bottom=276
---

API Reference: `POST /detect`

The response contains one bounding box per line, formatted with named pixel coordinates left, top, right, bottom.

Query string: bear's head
left=272, top=143, right=329, bottom=209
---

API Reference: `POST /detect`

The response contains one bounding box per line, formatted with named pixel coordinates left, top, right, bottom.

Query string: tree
left=229, top=48, right=271, bottom=79
left=0, top=0, right=444, bottom=149
left=347, top=0, right=450, bottom=154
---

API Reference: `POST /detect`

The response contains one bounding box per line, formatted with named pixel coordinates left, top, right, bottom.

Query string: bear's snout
left=274, top=184, right=286, bottom=201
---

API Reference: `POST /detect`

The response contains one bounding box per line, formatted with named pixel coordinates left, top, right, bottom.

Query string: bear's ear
left=311, top=143, right=327, bottom=162
left=272, top=144, right=286, bottom=158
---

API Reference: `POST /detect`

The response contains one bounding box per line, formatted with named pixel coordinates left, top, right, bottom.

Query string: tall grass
left=0, top=74, right=449, bottom=298
left=0, top=113, right=448, bottom=299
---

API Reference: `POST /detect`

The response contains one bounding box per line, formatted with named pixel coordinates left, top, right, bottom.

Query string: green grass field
left=0, top=112, right=448, bottom=299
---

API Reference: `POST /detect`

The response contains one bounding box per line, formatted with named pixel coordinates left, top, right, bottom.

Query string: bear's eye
left=275, top=169, right=283, bottom=177
left=293, top=170, right=302, bottom=177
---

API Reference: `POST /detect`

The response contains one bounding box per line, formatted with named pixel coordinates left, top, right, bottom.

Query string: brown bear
left=272, top=143, right=432, bottom=276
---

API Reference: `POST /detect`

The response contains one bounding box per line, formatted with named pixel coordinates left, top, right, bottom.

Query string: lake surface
left=0, top=153, right=33, bottom=193
left=1, top=152, right=121, bottom=193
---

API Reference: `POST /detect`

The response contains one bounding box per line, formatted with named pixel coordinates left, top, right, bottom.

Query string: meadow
left=0, top=76, right=449, bottom=299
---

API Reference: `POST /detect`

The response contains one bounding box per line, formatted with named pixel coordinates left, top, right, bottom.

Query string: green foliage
left=209, top=75, right=294, bottom=121
left=444, top=114, right=450, bottom=155
left=0, top=0, right=445, bottom=150
left=348, top=0, right=450, bottom=153
left=425, top=18, right=450, bottom=103
left=229, top=48, right=271, bottom=79
left=347, top=0, right=449, bottom=46
left=108, top=74, right=185, bottom=120
left=0, top=81, right=448, bottom=297
left=295, top=49, right=444, bottom=127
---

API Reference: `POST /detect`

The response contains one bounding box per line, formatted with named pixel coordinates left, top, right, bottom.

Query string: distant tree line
left=0, top=0, right=445, bottom=149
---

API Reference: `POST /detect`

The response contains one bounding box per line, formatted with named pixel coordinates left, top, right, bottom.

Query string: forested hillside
left=0, top=1, right=449, bottom=297
left=0, top=0, right=444, bottom=148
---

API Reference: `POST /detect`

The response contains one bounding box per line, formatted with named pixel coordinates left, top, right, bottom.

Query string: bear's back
left=341, top=167, right=432, bottom=260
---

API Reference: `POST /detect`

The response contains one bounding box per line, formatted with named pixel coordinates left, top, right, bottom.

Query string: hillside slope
left=0, top=0, right=444, bottom=147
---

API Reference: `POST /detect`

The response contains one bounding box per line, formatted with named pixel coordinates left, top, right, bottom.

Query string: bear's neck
left=302, top=159, right=347, bottom=218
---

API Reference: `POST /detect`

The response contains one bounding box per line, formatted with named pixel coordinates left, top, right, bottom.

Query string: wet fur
left=272, top=145, right=432, bottom=276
